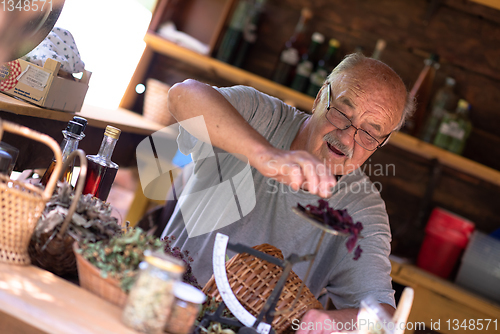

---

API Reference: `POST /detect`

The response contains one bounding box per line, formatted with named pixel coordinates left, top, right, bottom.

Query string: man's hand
left=250, top=147, right=337, bottom=198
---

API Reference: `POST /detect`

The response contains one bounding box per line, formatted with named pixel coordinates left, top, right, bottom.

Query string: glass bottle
left=401, top=53, right=440, bottom=135
left=290, top=32, right=324, bottom=93
left=232, top=0, right=266, bottom=68
left=122, top=250, right=185, bottom=333
left=0, top=141, right=18, bottom=177
left=433, top=99, right=472, bottom=155
left=0, top=149, right=12, bottom=176
left=272, top=8, right=313, bottom=86
left=81, top=125, right=121, bottom=202
left=306, top=38, right=340, bottom=97
left=164, top=282, right=206, bottom=334
left=420, top=77, right=459, bottom=143
left=216, top=0, right=254, bottom=63
left=371, top=39, right=386, bottom=60
left=40, top=117, right=87, bottom=186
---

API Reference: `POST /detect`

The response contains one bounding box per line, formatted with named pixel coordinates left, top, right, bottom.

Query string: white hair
left=321, top=53, right=415, bottom=132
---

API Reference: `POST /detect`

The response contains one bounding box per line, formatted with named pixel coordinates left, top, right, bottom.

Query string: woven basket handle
left=0, top=119, right=62, bottom=200
left=57, top=149, right=87, bottom=237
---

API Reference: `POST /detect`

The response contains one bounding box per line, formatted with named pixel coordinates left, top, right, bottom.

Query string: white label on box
left=17, top=65, right=50, bottom=91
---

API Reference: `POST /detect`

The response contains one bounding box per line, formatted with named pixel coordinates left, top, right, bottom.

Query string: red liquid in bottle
left=82, top=158, right=118, bottom=201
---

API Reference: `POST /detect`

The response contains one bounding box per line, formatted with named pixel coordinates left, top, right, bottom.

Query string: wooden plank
left=0, top=312, right=48, bottom=334
left=0, top=263, right=139, bottom=334
left=391, top=260, right=500, bottom=318
left=144, top=32, right=316, bottom=112
left=470, top=0, right=500, bottom=11
left=388, top=132, right=500, bottom=187
left=445, top=0, right=500, bottom=25
left=0, top=93, right=165, bottom=136
left=409, top=287, right=499, bottom=334
left=391, top=259, right=500, bottom=334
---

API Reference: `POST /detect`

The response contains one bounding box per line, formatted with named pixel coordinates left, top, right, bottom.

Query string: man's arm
left=167, top=79, right=336, bottom=197
left=297, top=304, right=395, bottom=334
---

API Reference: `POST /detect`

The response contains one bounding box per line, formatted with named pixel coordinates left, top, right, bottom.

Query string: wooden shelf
left=390, top=258, right=500, bottom=334
left=471, top=0, right=500, bottom=11
left=144, top=32, right=315, bottom=112
left=389, top=132, right=500, bottom=187
left=0, top=93, right=164, bottom=136
left=142, top=33, right=500, bottom=188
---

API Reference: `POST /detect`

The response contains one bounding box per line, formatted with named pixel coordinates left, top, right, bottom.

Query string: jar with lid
left=164, top=281, right=206, bottom=334
left=122, top=250, right=185, bottom=333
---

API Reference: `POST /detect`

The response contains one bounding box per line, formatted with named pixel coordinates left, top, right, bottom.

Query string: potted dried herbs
left=29, top=180, right=123, bottom=276
left=74, top=227, right=202, bottom=307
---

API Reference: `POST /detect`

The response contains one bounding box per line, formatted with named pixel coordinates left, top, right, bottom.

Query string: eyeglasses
left=325, top=83, right=391, bottom=151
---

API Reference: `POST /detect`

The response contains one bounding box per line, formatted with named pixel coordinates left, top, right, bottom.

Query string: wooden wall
left=135, top=0, right=500, bottom=261
left=240, top=0, right=500, bottom=171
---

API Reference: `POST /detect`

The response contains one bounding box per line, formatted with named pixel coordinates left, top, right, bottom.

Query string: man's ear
left=311, top=83, right=327, bottom=114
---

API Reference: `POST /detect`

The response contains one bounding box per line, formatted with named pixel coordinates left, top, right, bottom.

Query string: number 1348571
left=446, top=319, right=498, bottom=331
left=1, top=0, right=52, bottom=12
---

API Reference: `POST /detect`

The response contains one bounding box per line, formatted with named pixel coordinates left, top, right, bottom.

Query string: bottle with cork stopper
left=81, top=125, right=121, bottom=202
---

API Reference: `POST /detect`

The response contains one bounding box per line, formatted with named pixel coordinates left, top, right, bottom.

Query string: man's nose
left=337, top=125, right=356, bottom=147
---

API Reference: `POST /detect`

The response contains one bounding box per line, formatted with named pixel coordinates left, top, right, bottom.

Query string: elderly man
left=161, top=53, right=414, bottom=332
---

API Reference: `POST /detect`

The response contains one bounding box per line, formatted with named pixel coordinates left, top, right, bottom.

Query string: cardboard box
left=0, top=58, right=91, bottom=112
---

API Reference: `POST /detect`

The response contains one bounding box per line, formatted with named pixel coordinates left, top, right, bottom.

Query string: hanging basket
left=28, top=149, right=88, bottom=276
left=143, top=78, right=176, bottom=126
left=202, top=244, right=323, bottom=334
left=0, top=119, right=62, bottom=265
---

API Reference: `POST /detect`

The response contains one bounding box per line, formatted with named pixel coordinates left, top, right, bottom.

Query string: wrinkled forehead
left=329, top=66, right=406, bottom=123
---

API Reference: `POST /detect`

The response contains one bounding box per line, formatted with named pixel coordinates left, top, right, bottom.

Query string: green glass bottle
left=420, top=77, right=459, bottom=143
left=433, top=99, right=472, bottom=155
left=232, top=0, right=266, bottom=68
left=216, top=0, right=253, bottom=63
left=306, top=38, right=340, bottom=97
left=290, top=32, right=324, bottom=92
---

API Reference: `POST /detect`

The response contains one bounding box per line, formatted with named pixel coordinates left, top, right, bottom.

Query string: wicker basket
left=0, top=119, right=62, bottom=265
left=73, top=242, right=128, bottom=308
left=28, top=149, right=87, bottom=276
left=143, top=78, right=175, bottom=126
left=203, top=244, right=323, bottom=334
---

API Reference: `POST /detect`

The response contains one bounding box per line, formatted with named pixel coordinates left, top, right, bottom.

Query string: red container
left=417, top=208, right=475, bottom=279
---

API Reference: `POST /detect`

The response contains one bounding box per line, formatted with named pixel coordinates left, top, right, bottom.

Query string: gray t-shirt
left=161, top=85, right=395, bottom=309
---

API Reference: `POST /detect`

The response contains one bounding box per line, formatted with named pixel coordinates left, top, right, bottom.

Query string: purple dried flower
left=353, top=245, right=363, bottom=260
left=298, top=200, right=363, bottom=260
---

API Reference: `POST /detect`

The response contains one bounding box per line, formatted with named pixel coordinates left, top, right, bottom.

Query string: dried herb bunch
left=33, top=182, right=122, bottom=242
left=77, top=227, right=163, bottom=292
left=163, top=235, right=202, bottom=290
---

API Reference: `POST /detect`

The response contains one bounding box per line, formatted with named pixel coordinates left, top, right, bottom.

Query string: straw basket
left=143, top=78, right=175, bottom=126
left=203, top=244, right=323, bottom=334
left=28, top=149, right=87, bottom=276
left=0, top=119, right=62, bottom=265
left=73, top=242, right=128, bottom=308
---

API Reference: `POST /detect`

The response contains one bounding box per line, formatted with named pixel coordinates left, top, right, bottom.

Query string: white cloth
left=22, top=27, right=85, bottom=73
